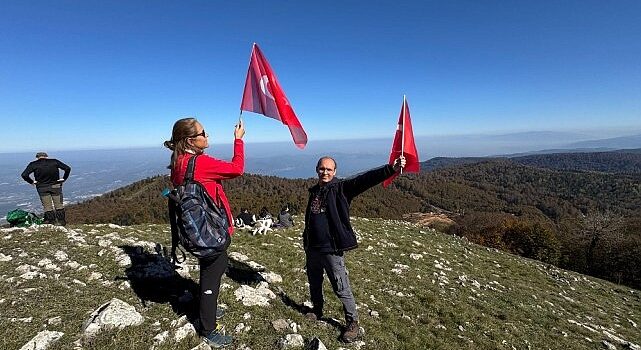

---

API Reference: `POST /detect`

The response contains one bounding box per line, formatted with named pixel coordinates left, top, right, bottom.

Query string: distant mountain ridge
left=566, top=133, right=641, bottom=149
left=423, top=148, right=641, bottom=174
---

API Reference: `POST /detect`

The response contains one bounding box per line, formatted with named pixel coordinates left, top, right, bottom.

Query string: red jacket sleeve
left=197, top=139, right=244, bottom=180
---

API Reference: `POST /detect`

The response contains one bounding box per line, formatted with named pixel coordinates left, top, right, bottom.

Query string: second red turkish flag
left=240, top=43, right=307, bottom=148
left=383, top=96, right=420, bottom=187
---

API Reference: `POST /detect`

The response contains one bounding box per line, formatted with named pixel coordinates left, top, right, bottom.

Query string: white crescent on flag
left=259, top=75, right=275, bottom=100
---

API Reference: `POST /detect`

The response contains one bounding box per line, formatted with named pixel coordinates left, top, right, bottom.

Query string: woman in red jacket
left=164, top=117, right=244, bottom=348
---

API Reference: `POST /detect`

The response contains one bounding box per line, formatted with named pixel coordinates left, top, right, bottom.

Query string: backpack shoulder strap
left=168, top=196, right=186, bottom=264
left=184, top=155, right=199, bottom=184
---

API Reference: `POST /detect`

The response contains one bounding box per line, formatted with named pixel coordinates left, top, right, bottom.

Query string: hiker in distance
left=277, top=204, right=294, bottom=228
left=165, top=117, right=244, bottom=348
left=303, top=155, right=406, bottom=343
left=21, top=152, right=71, bottom=226
left=235, top=207, right=256, bottom=228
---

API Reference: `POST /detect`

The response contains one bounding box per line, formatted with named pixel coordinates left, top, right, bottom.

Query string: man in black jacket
left=21, top=152, right=71, bottom=225
left=303, top=155, right=406, bottom=343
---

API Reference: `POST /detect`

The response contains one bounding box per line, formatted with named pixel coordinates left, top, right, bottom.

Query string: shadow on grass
left=116, top=244, right=199, bottom=323
left=276, top=289, right=343, bottom=330
left=225, top=265, right=263, bottom=285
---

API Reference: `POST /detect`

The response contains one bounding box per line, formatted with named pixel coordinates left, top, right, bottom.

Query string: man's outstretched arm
left=341, top=156, right=406, bottom=199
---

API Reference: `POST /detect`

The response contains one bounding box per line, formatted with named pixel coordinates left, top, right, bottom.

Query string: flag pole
left=400, top=95, right=406, bottom=174
left=239, top=42, right=256, bottom=126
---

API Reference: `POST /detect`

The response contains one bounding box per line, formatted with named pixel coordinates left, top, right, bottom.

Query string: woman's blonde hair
left=164, top=117, right=200, bottom=170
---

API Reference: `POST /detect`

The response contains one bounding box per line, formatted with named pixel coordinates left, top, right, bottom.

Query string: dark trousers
left=199, top=251, right=228, bottom=334
left=305, top=250, right=358, bottom=322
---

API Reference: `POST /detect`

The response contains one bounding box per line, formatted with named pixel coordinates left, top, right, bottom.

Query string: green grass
left=1, top=219, right=639, bottom=350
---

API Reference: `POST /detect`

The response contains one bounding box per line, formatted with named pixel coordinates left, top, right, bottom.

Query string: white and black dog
left=252, top=218, right=273, bottom=235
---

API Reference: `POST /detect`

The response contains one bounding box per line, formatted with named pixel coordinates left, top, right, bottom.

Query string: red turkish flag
left=240, top=43, right=307, bottom=148
left=383, top=96, right=420, bottom=187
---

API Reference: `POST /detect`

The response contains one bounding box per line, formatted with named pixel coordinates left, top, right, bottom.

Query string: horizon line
left=2, top=128, right=641, bottom=154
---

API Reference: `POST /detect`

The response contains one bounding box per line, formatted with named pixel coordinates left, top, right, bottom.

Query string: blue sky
left=1, top=1, right=640, bottom=152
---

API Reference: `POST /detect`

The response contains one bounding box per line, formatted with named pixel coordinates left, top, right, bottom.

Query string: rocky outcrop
left=82, top=298, right=144, bottom=337
left=19, top=330, right=64, bottom=350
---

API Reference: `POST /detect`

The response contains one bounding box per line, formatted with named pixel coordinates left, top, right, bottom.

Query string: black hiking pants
left=199, top=251, right=228, bottom=334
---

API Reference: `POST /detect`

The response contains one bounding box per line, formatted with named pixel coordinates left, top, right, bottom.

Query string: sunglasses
left=191, top=130, right=207, bottom=138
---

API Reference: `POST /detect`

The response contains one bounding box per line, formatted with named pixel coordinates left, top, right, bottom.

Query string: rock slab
left=19, top=330, right=64, bottom=350
left=82, top=298, right=144, bottom=337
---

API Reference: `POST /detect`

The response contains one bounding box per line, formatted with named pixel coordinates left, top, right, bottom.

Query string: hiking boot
left=43, top=211, right=56, bottom=224
left=54, top=209, right=66, bottom=226
left=341, top=320, right=360, bottom=343
left=203, top=325, right=232, bottom=348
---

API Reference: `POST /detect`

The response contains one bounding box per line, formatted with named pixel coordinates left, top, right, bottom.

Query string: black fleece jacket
left=303, top=164, right=397, bottom=252
left=21, top=158, right=71, bottom=189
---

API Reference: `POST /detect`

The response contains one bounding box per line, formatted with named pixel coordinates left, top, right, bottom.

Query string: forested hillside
left=66, top=152, right=641, bottom=289
left=512, top=149, right=641, bottom=174
left=425, top=148, right=641, bottom=174
left=66, top=174, right=423, bottom=225
left=400, top=159, right=641, bottom=219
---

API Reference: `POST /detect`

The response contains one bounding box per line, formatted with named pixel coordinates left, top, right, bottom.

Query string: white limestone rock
left=53, top=250, right=68, bottom=261
left=16, top=264, right=37, bottom=274
left=174, top=322, right=196, bottom=342
left=20, top=271, right=46, bottom=280
left=19, top=330, right=64, bottom=350
left=82, top=298, right=144, bottom=337
left=88, top=272, right=103, bottom=281
left=234, top=283, right=276, bottom=307
left=66, top=261, right=81, bottom=269
left=278, top=334, right=304, bottom=349
left=259, top=271, right=283, bottom=284
left=170, top=315, right=189, bottom=328
left=235, top=323, right=246, bottom=333
left=47, top=316, right=62, bottom=325
left=272, top=319, right=289, bottom=332
left=190, top=343, right=212, bottom=350
left=305, top=337, right=328, bottom=350
left=228, top=251, right=266, bottom=272
left=72, top=279, right=87, bottom=287
left=153, top=330, right=169, bottom=344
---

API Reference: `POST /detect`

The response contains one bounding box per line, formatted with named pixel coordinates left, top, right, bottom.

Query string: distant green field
left=1, top=219, right=639, bottom=350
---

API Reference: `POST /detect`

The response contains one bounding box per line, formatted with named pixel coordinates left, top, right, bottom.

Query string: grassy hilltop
left=1, top=219, right=639, bottom=350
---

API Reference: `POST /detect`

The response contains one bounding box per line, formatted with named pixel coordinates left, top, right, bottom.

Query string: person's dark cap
left=35, top=152, right=48, bottom=158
